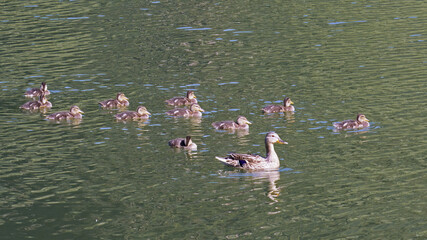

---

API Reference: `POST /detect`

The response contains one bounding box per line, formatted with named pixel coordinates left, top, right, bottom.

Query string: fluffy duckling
left=212, top=116, right=252, bottom=130
left=216, top=132, right=288, bottom=170
left=114, top=106, right=151, bottom=121
left=333, top=114, right=370, bottom=130
left=99, top=92, right=129, bottom=108
left=20, top=94, right=52, bottom=110
left=165, top=91, right=197, bottom=106
left=25, top=82, right=51, bottom=98
left=46, top=105, right=83, bottom=121
left=168, top=136, right=197, bottom=150
left=262, top=97, right=294, bottom=113
left=166, top=103, right=204, bottom=117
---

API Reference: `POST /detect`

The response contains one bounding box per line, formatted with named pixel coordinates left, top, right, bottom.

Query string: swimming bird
left=25, top=82, right=51, bottom=98
left=262, top=97, right=294, bottom=113
left=46, top=105, right=83, bottom=121
left=165, top=91, right=197, bottom=106
left=212, top=116, right=252, bottom=130
left=114, top=106, right=151, bottom=121
left=215, top=132, right=288, bottom=170
left=333, top=114, right=370, bottom=130
left=20, top=94, right=52, bottom=110
left=99, top=92, right=129, bottom=108
left=168, top=136, right=197, bottom=150
left=166, top=103, right=204, bottom=117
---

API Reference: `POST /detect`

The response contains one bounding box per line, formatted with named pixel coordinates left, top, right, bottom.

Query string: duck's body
left=212, top=116, right=252, bottom=130
left=333, top=114, right=370, bottom=130
left=165, top=91, right=197, bottom=106
left=99, top=93, right=129, bottom=108
left=20, top=94, right=52, bottom=110
left=46, top=105, right=83, bottom=121
left=25, top=82, right=51, bottom=98
left=166, top=104, right=204, bottom=117
left=114, top=106, right=151, bottom=121
left=262, top=97, right=294, bottom=113
left=168, top=136, right=197, bottom=150
left=215, top=132, right=287, bottom=170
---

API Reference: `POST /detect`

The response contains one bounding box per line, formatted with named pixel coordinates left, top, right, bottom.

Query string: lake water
left=0, top=0, right=426, bottom=239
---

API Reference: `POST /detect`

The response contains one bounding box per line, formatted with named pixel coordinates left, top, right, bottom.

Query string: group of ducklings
left=21, top=82, right=370, bottom=170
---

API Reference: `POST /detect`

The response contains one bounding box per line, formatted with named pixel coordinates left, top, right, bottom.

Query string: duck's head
left=117, top=92, right=129, bottom=102
left=137, top=106, right=151, bottom=116
left=39, top=94, right=48, bottom=104
left=357, top=114, right=369, bottom=123
left=190, top=104, right=204, bottom=112
left=187, top=91, right=196, bottom=99
left=284, top=97, right=294, bottom=107
left=236, top=116, right=252, bottom=125
left=266, top=132, right=288, bottom=145
left=70, top=105, right=84, bottom=115
left=185, top=136, right=193, bottom=146
left=41, top=82, right=48, bottom=91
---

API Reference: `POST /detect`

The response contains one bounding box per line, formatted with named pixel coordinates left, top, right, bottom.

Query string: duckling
left=25, top=82, right=51, bottom=98
left=333, top=114, right=370, bottom=130
left=165, top=91, right=197, bottom=106
left=216, top=132, right=288, bottom=170
left=46, top=105, right=83, bottom=121
left=99, top=92, right=129, bottom=108
left=262, top=97, right=294, bottom=113
left=114, top=106, right=151, bottom=121
left=212, top=116, right=252, bottom=130
left=20, top=94, right=52, bottom=110
left=166, top=103, right=204, bottom=117
left=168, top=136, right=197, bottom=150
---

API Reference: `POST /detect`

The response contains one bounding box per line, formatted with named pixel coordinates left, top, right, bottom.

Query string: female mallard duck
left=20, top=94, right=52, bottom=110
left=333, top=114, right=370, bottom=130
left=25, top=82, right=51, bottom=98
left=215, top=132, right=288, bottom=170
left=99, top=92, right=129, bottom=108
left=114, top=106, right=151, bottom=121
left=166, top=103, right=204, bottom=117
left=212, top=116, right=252, bottom=130
left=46, top=105, right=83, bottom=120
left=262, top=97, right=294, bottom=113
left=165, top=91, right=197, bottom=106
left=168, top=136, right=197, bottom=150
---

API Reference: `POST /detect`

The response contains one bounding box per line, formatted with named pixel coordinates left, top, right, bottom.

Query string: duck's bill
left=146, top=111, right=152, bottom=115
left=199, top=108, right=205, bottom=112
left=246, top=121, right=252, bottom=125
left=290, top=101, right=294, bottom=104
left=277, top=139, right=288, bottom=144
left=79, top=110, right=84, bottom=114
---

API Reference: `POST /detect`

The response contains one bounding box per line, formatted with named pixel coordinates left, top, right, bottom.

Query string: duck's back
left=212, top=121, right=238, bottom=130
left=166, top=108, right=190, bottom=116
left=262, top=105, right=284, bottom=113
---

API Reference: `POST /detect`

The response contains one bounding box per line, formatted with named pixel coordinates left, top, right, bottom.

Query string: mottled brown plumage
left=20, top=94, right=52, bottom=110
left=212, top=116, right=252, bottom=130
left=262, top=97, right=294, bottom=113
left=165, top=91, right=197, bottom=106
left=99, top=93, right=129, bottom=108
left=46, top=105, right=83, bottom=121
left=25, top=82, right=51, bottom=98
left=333, top=114, right=370, bottom=130
left=166, top=104, right=204, bottom=117
left=114, top=106, right=151, bottom=121
left=168, top=136, right=197, bottom=150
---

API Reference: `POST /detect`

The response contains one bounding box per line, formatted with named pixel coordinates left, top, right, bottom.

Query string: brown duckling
left=262, top=97, right=295, bottom=113
left=168, top=136, right=197, bottom=150
left=216, top=132, right=288, bottom=170
left=333, top=114, right=370, bottom=130
left=165, top=90, right=198, bottom=106
left=20, top=94, right=52, bottom=110
left=25, top=82, right=51, bottom=98
left=46, top=105, right=83, bottom=121
left=99, top=92, right=129, bottom=108
left=212, top=116, right=252, bottom=130
left=114, top=106, right=151, bottom=121
left=166, top=103, right=204, bottom=117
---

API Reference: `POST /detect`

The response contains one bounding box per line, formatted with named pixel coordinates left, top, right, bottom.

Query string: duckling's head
left=236, top=116, right=252, bottom=125
left=185, top=136, right=193, bottom=146
left=187, top=91, right=196, bottom=99
left=70, top=105, right=84, bottom=115
left=266, top=132, right=288, bottom=145
left=41, top=82, right=48, bottom=91
left=117, top=92, right=129, bottom=102
left=40, top=94, right=48, bottom=104
left=357, top=114, right=369, bottom=123
left=137, top=106, right=151, bottom=115
left=284, top=97, right=294, bottom=107
left=190, top=104, right=204, bottom=112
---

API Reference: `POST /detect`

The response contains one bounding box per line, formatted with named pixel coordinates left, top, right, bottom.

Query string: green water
left=1, top=0, right=426, bottom=239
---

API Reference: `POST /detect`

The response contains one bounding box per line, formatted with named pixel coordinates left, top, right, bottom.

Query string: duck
left=25, top=82, right=51, bottom=98
left=212, top=116, right=252, bottom=130
left=333, top=114, right=370, bottom=130
left=166, top=103, right=204, bottom=117
left=46, top=105, right=83, bottom=121
left=20, top=94, right=52, bottom=110
left=168, top=136, right=197, bottom=150
left=114, top=106, right=151, bottom=121
left=165, top=91, right=198, bottom=106
left=215, top=132, right=288, bottom=170
left=99, top=92, right=129, bottom=108
left=262, top=97, right=294, bottom=113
